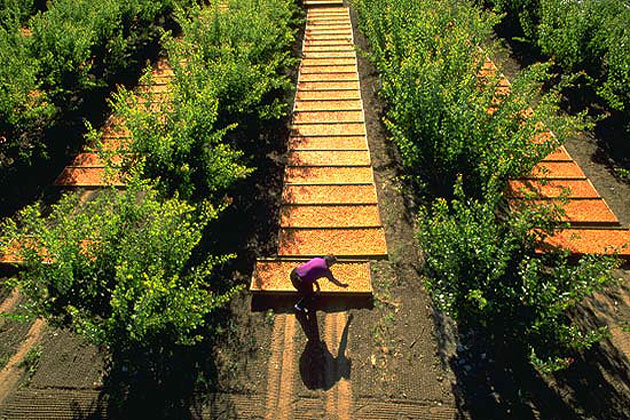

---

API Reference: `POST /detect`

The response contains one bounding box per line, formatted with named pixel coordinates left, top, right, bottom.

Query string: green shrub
left=418, top=181, right=616, bottom=371
left=110, top=0, right=299, bottom=201
left=172, top=1, right=299, bottom=125
left=599, top=12, right=630, bottom=114
left=0, top=0, right=36, bottom=28
left=28, top=0, right=183, bottom=107
left=354, top=0, right=582, bottom=198
left=536, top=0, right=628, bottom=73
left=111, top=69, right=252, bottom=201
left=492, top=0, right=630, bottom=122
left=0, top=0, right=196, bottom=178
left=355, top=0, right=617, bottom=372
left=1, top=184, right=241, bottom=350
left=0, top=25, right=54, bottom=170
left=537, top=0, right=598, bottom=71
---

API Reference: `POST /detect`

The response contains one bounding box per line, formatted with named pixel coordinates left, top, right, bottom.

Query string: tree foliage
left=1, top=184, right=241, bottom=351
left=0, top=0, right=197, bottom=180
left=1, top=0, right=300, bottom=359
left=354, top=0, right=586, bottom=198
left=419, top=181, right=616, bottom=371
left=110, top=0, right=299, bottom=200
left=0, top=0, right=36, bottom=28
left=354, top=0, right=617, bottom=371
left=491, top=0, right=630, bottom=120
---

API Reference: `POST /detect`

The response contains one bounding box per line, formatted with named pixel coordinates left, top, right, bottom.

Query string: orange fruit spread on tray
left=537, top=229, right=630, bottom=255
left=509, top=199, right=616, bottom=224
left=55, top=167, right=125, bottom=187
left=289, top=136, right=366, bottom=150
left=280, top=205, right=381, bottom=228
left=247, top=7, right=387, bottom=295
left=288, top=149, right=370, bottom=166
left=284, top=166, right=373, bottom=184
left=507, top=180, right=599, bottom=198
left=291, top=122, right=365, bottom=137
left=278, top=228, right=387, bottom=256
left=527, top=162, right=586, bottom=179
left=297, top=81, right=359, bottom=91
left=482, top=57, right=630, bottom=256
left=294, top=99, right=362, bottom=111
left=252, top=261, right=372, bottom=293
left=296, top=90, right=359, bottom=100
left=282, top=185, right=377, bottom=204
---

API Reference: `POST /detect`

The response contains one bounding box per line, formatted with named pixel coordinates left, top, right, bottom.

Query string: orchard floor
left=198, top=4, right=460, bottom=418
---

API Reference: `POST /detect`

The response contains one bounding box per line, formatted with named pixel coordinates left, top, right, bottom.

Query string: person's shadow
left=296, top=310, right=353, bottom=390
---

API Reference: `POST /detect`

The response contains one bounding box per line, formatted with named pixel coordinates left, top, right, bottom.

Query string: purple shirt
left=295, top=257, right=333, bottom=284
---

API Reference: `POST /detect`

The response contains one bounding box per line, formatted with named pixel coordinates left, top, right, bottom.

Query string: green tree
left=109, top=0, right=299, bottom=201
left=354, top=0, right=619, bottom=371
left=1, top=183, right=241, bottom=352
left=0, top=24, right=54, bottom=171
left=418, top=181, right=617, bottom=371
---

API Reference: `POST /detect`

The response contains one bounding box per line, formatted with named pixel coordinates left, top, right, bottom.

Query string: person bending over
left=290, top=254, right=348, bottom=314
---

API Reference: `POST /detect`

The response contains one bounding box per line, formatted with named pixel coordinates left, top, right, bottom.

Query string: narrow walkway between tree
left=253, top=3, right=388, bottom=418
left=479, top=59, right=630, bottom=257
left=0, top=53, right=177, bottom=418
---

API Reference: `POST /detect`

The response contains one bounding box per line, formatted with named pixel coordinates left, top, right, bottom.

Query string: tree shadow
left=446, top=332, right=575, bottom=419
left=251, top=293, right=373, bottom=313
left=296, top=311, right=353, bottom=391
left=69, top=397, right=108, bottom=420
left=440, top=298, right=630, bottom=419
left=99, top=314, right=231, bottom=420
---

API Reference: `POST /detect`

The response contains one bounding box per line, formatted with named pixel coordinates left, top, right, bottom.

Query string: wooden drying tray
left=277, top=227, right=388, bottom=258
left=1, top=239, right=96, bottom=265
left=536, top=228, right=630, bottom=258
left=250, top=258, right=373, bottom=295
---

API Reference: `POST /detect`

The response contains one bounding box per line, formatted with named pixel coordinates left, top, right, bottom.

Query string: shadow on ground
left=437, top=278, right=630, bottom=419
left=251, top=294, right=373, bottom=314
left=297, top=311, right=353, bottom=391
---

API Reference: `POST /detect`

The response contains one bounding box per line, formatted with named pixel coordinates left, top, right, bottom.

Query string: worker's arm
left=314, top=280, right=321, bottom=293
left=326, top=272, right=348, bottom=288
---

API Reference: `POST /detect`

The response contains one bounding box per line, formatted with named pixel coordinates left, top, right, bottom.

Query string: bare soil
left=29, top=328, right=104, bottom=389
left=0, top=319, right=45, bottom=405
left=195, top=4, right=460, bottom=418
left=350, top=5, right=457, bottom=410
left=0, top=295, right=35, bottom=370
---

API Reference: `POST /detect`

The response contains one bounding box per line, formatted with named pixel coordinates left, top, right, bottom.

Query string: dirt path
left=325, top=312, right=352, bottom=420
left=264, top=314, right=286, bottom=418
left=0, top=289, right=19, bottom=315
left=0, top=318, right=45, bottom=405
left=254, top=3, right=458, bottom=419
left=276, top=315, right=297, bottom=419
left=0, top=288, right=46, bottom=407
left=261, top=5, right=367, bottom=417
